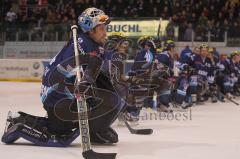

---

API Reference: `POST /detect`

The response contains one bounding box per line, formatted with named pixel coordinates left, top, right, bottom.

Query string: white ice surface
left=0, top=82, right=240, bottom=159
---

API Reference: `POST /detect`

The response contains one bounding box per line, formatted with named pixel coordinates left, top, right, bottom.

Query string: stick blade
left=134, top=128, right=153, bottom=135
left=82, top=149, right=117, bottom=159
left=124, top=120, right=153, bottom=135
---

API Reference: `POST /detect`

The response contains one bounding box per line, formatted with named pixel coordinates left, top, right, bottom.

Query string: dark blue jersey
left=191, top=55, right=214, bottom=77
left=213, top=51, right=220, bottom=64
left=180, top=47, right=192, bottom=63
left=104, top=50, right=127, bottom=61
left=104, top=50, right=114, bottom=60
left=220, top=58, right=238, bottom=75
left=103, top=50, right=128, bottom=75
left=131, top=48, right=155, bottom=72
left=236, top=62, right=240, bottom=75
left=185, top=53, right=196, bottom=66
left=155, top=51, right=174, bottom=69
left=41, top=32, right=104, bottom=108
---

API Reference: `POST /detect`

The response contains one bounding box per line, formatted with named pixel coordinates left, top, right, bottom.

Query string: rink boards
left=0, top=59, right=135, bottom=82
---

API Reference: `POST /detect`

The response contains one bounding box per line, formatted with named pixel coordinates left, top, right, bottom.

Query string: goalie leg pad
left=1, top=111, right=79, bottom=147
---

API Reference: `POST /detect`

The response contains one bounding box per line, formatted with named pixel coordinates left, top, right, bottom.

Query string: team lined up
left=105, top=33, right=240, bottom=115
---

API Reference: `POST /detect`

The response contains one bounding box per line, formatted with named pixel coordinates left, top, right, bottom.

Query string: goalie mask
left=78, top=7, right=110, bottom=32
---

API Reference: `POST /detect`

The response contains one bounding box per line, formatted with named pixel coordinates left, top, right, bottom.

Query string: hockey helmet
left=78, top=7, right=110, bottom=32
left=108, top=32, right=127, bottom=43
left=199, top=44, right=209, bottom=50
left=229, top=50, right=239, bottom=58
left=164, top=40, right=175, bottom=50
left=208, top=47, right=214, bottom=53
left=137, top=36, right=156, bottom=49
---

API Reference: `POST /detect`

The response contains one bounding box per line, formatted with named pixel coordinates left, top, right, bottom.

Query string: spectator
left=2, top=0, right=240, bottom=42
left=5, top=8, right=17, bottom=23
left=184, top=23, right=193, bottom=41
left=166, top=19, right=175, bottom=40
left=198, top=12, right=208, bottom=27
left=178, top=20, right=187, bottom=41
left=195, top=25, right=205, bottom=41
left=5, top=7, right=17, bottom=32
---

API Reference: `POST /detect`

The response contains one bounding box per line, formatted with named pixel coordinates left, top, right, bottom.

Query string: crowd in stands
left=2, top=0, right=240, bottom=41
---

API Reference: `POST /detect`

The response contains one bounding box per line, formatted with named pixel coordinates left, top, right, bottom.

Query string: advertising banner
left=107, top=20, right=169, bottom=37
left=0, top=59, right=50, bottom=81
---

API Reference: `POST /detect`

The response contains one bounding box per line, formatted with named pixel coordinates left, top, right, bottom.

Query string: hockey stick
left=217, top=90, right=239, bottom=106
left=225, top=95, right=239, bottom=106
left=124, top=119, right=153, bottom=135
left=157, top=17, right=162, bottom=41
left=198, top=76, right=239, bottom=106
left=71, top=25, right=116, bottom=159
left=118, top=111, right=153, bottom=135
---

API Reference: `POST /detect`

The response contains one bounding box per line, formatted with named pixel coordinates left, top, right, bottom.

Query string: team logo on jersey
left=78, top=37, right=83, bottom=43
left=144, top=50, right=153, bottom=62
